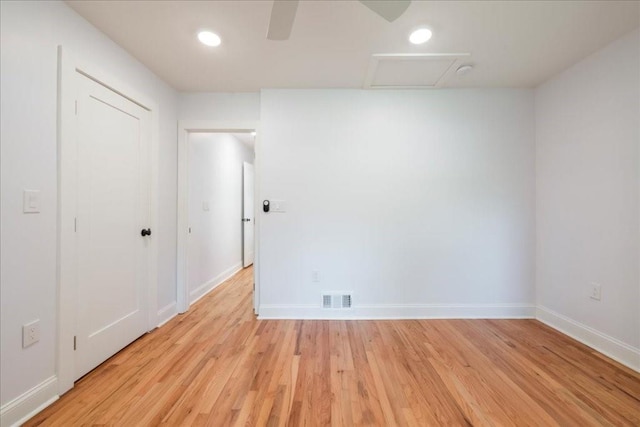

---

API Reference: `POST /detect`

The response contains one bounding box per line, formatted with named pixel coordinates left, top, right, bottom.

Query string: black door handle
left=141, top=228, right=151, bottom=237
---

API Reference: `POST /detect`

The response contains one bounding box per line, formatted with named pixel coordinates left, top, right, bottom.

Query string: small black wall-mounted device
left=263, top=200, right=270, bottom=213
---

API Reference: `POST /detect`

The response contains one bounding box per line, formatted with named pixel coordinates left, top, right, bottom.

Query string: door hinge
left=188, top=227, right=191, bottom=234
left=74, top=217, right=77, bottom=232
left=75, top=100, right=78, bottom=115
left=73, top=336, right=77, bottom=351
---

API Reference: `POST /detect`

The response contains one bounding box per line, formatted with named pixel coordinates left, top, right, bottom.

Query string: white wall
left=178, top=93, right=260, bottom=122
left=0, top=0, right=178, bottom=422
left=535, top=29, right=640, bottom=369
left=188, top=133, right=253, bottom=302
left=258, top=89, right=536, bottom=318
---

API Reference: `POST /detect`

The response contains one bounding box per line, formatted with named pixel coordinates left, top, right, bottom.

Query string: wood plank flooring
left=27, top=267, right=640, bottom=426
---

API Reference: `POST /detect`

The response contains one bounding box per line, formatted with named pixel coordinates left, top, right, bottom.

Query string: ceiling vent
left=322, top=293, right=353, bottom=309
left=364, top=53, right=471, bottom=89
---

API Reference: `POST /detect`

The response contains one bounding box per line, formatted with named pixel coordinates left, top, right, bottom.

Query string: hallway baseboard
left=0, top=376, right=58, bottom=427
left=190, top=262, right=243, bottom=305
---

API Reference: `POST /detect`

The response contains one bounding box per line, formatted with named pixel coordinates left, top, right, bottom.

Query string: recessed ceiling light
left=198, top=31, right=221, bottom=47
left=409, top=28, right=432, bottom=45
left=456, top=64, right=474, bottom=75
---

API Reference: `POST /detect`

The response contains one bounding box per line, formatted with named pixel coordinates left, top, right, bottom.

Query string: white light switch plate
left=23, top=190, right=41, bottom=213
left=270, top=200, right=287, bottom=213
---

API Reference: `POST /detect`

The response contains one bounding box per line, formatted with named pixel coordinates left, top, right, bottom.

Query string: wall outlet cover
left=23, top=319, right=41, bottom=348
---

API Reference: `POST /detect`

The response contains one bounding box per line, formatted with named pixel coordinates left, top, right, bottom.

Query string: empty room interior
left=0, top=0, right=639, bottom=425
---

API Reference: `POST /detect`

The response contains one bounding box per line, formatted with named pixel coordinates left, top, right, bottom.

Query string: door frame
left=176, top=121, right=260, bottom=315
left=57, top=46, right=159, bottom=395
left=242, top=161, right=255, bottom=268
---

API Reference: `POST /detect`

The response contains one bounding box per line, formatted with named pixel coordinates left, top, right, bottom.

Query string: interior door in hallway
left=74, top=73, right=151, bottom=380
left=242, top=162, right=254, bottom=267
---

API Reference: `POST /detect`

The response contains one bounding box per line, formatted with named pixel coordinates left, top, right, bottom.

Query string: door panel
left=75, top=74, right=150, bottom=380
left=242, top=162, right=254, bottom=267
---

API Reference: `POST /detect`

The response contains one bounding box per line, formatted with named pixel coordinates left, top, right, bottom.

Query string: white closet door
left=75, top=74, right=151, bottom=380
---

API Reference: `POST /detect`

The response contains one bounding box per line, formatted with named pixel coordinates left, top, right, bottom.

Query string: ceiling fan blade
left=267, top=0, right=299, bottom=41
left=359, top=0, right=411, bottom=22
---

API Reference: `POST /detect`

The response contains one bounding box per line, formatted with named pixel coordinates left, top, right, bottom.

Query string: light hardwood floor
left=27, top=266, right=640, bottom=426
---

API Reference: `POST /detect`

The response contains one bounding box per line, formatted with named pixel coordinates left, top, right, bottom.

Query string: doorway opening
left=177, top=122, right=260, bottom=316
left=187, top=132, right=254, bottom=303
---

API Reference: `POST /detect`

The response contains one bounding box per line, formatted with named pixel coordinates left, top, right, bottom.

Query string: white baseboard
left=258, top=303, right=535, bottom=320
left=0, top=376, right=58, bottom=427
left=190, top=262, right=243, bottom=305
left=536, top=306, right=640, bottom=372
left=156, top=302, right=178, bottom=328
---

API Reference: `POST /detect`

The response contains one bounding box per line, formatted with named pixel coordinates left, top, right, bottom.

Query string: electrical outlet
left=23, top=319, right=41, bottom=348
left=590, top=283, right=602, bottom=301
left=312, top=270, right=320, bottom=282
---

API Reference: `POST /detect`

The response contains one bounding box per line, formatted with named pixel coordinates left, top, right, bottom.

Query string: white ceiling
left=67, top=0, right=639, bottom=92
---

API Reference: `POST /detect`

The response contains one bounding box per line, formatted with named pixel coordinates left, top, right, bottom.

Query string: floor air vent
left=322, top=293, right=353, bottom=309
left=342, top=294, right=352, bottom=308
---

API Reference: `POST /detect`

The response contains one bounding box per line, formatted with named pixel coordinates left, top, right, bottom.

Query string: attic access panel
left=364, top=53, right=471, bottom=89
